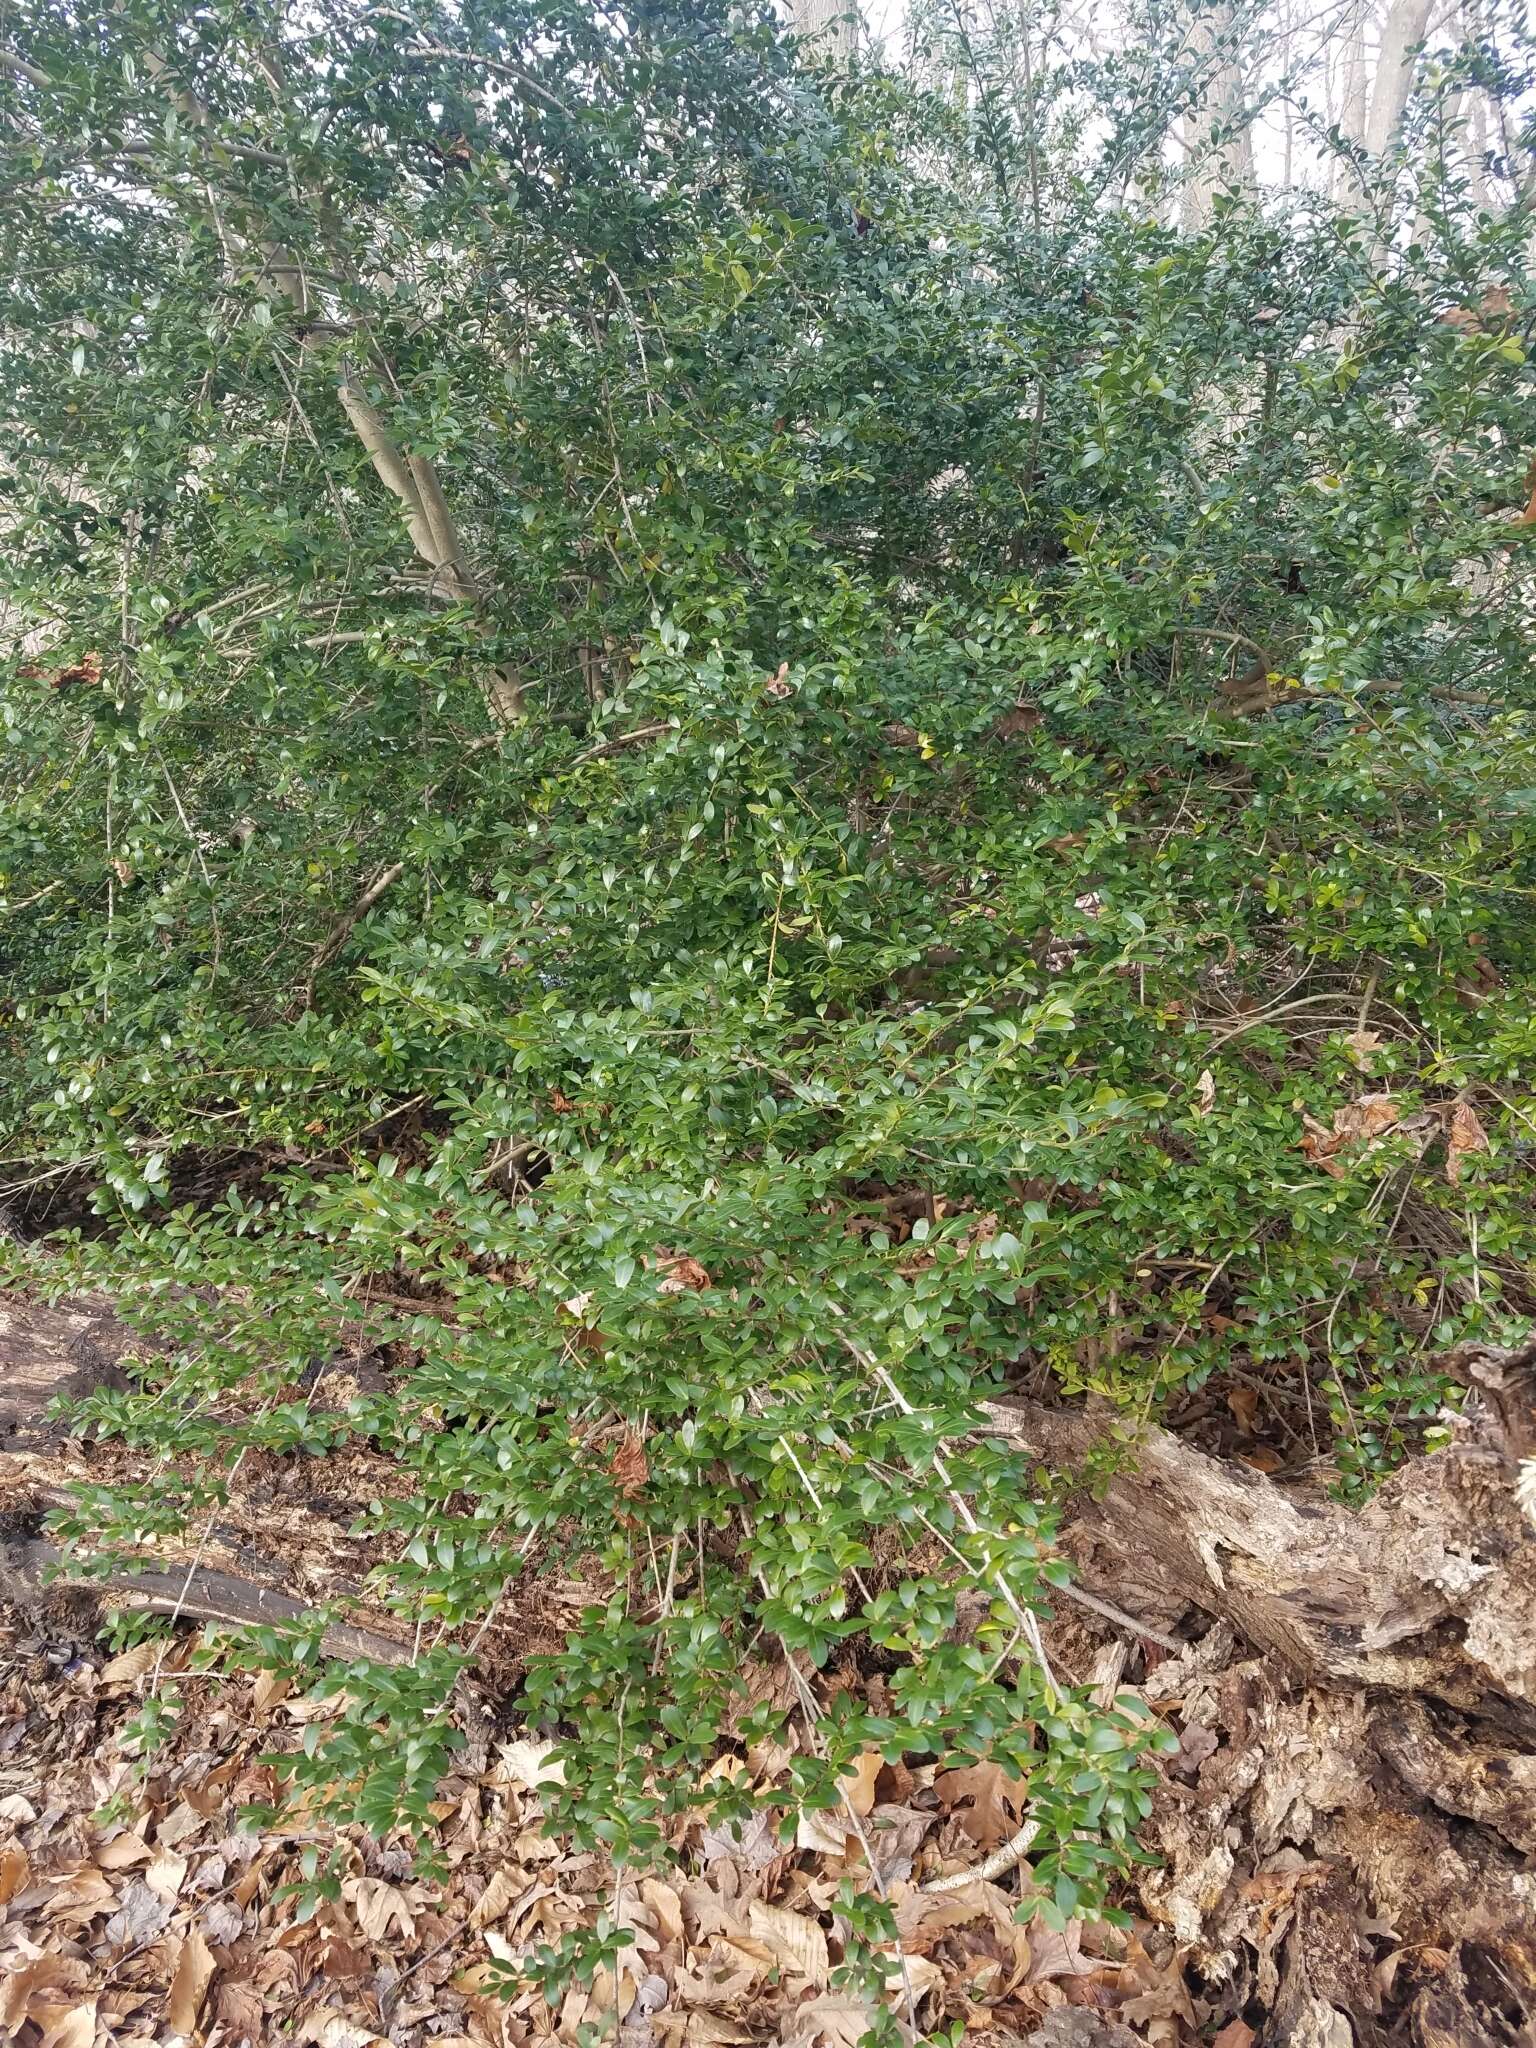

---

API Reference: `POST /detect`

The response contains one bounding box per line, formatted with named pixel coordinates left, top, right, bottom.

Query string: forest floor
left=2, top=1293, right=1534, bottom=2048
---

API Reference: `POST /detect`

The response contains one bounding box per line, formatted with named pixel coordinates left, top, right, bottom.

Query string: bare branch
left=0, top=46, right=51, bottom=86
left=572, top=721, right=672, bottom=764
left=301, top=861, right=406, bottom=1005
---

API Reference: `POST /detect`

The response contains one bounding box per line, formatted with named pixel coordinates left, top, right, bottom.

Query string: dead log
left=0, top=1532, right=409, bottom=1663
left=983, top=1335, right=1536, bottom=1728
left=1, top=1291, right=409, bottom=1664
left=0, top=1291, right=135, bottom=1450
left=984, top=1341, right=1536, bottom=2046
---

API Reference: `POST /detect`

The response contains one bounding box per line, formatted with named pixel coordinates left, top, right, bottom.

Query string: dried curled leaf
left=651, top=1249, right=711, bottom=1294
left=1300, top=1092, right=1401, bottom=1174
left=608, top=1431, right=650, bottom=1501
left=746, top=1899, right=830, bottom=1986
left=1445, top=1099, right=1490, bottom=1185
left=166, top=1927, right=217, bottom=2037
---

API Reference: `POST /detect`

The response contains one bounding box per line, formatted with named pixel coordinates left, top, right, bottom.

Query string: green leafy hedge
left=3, top=0, right=1535, bottom=1935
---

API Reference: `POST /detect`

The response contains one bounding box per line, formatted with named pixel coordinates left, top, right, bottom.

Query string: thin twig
left=572, top=722, right=671, bottom=765
left=300, top=860, right=406, bottom=1005
left=923, top=1818, right=1042, bottom=1894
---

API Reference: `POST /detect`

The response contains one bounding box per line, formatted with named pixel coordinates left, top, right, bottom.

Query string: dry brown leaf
left=639, top=1876, right=685, bottom=1948
left=0, top=1795, right=37, bottom=1824
left=1239, top=1445, right=1286, bottom=1472
left=0, top=1841, right=29, bottom=1904
left=1193, top=1068, right=1216, bottom=1116
left=613, top=1889, right=663, bottom=1969
left=1026, top=1919, right=1095, bottom=1983
left=1116, top=1933, right=1199, bottom=2026
left=838, top=1751, right=882, bottom=1819
left=700, top=1804, right=778, bottom=1871
left=795, top=1806, right=855, bottom=1857
left=779, top=1991, right=874, bottom=2047
left=494, top=1737, right=564, bottom=1789
left=1331, top=1092, right=1400, bottom=1143
left=322, top=1929, right=374, bottom=1980
left=933, top=1760, right=1026, bottom=1849
left=252, top=1948, right=303, bottom=1998
left=95, top=1830, right=151, bottom=1871
left=745, top=1899, right=830, bottom=1985
left=652, top=1251, right=711, bottom=1294
left=1342, top=1026, right=1382, bottom=1068
left=35, top=2000, right=96, bottom=2048
left=103, top=1877, right=172, bottom=1946
left=1212, top=2023, right=1257, bottom=2048
left=201, top=1899, right=246, bottom=1944
left=298, top=2017, right=391, bottom=2048
left=251, top=1669, right=292, bottom=1713
left=155, top=1802, right=205, bottom=1849
left=143, top=1851, right=190, bottom=1908
left=469, top=1866, right=521, bottom=1930
left=862, top=1802, right=935, bottom=1885
left=1226, top=1386, right=1260, bottom=1435
left=680, top=2015, right=755, bottom=2045
left=145, top=1845, right=190, bottom=1902
left=1446, top=1099, right=1490, bottom=1185
left=609, top=1431, right=650, bottom=1501
left=346, top=1874, right=416, bottom=1942
left=882, top=1952, right=943, bottom=2003
left=46, top=1864, right=117, bottom=1921
left=713, top=1933, right=776, bottom=1980
left=677, top=1879, right=752, bottom=1944
left=1300, top=1091, right=1401, bottom=1174
left=894, top=1880, right=994, bottom=1948
left=0, top=1955, right=90, bottom=2031
left=504, top=1879, right=559, bottom=1937
left=100, top=1640, right=162, bottom=1685
left=672, top=1950, right=759, bottom=2009
left=166, top=1926, right=217, bottom=2037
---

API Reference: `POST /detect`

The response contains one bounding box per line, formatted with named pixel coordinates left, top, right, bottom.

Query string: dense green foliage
left=4, top=0, right=1536, bottom=1954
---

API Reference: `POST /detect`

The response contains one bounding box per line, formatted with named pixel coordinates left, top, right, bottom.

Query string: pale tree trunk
left=1365, top=0, right=1433, bottom=157
left=1335, top=0, right=1428, bottom=233
left=789, top=0, right=856, bottom=60
left=1333, top=0, right=1371, bottom=202
left=1466, top=85, right=1492, bottom=210
left=1182, top=2, right=1254, bottom=232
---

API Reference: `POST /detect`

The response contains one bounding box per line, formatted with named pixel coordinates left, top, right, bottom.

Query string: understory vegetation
left=3, top=0, right=1536, bottom=1992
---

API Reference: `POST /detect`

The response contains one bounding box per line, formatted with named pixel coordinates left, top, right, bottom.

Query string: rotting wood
left=982, top=1342, right=1536, bottom=2045
left=981, top=1336, right=1536, bottom=1726
left=0, top=1535, right=409, bottom=1664
left=0, top=1292, right=135, bottom=1451
left=1, top=1291, right=409, bottom=1664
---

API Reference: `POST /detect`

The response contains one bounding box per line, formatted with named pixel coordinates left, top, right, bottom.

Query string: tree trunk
left=789, top=0, right=856, bottom=62
left=1365, top=0, right=1433, bottom=159
left=1333, top=0, right=1371, bottom=201
left=1181, top=3, right=1254, bottom=232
